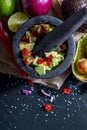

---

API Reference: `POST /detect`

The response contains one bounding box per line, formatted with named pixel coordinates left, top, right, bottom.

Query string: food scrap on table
left=21, top=89, right=32, bottom=95
left=41, top=89, right=51, bottom=97
left=44, top=104, right=53, bottom=112
left=62, top=87, right=71, bottom=95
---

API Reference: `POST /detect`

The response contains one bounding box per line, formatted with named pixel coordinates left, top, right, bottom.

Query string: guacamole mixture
left=19, top=23, right=67, bottom=75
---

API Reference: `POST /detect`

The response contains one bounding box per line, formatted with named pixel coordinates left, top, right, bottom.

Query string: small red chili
left=49, top=54, right=54, bottom=59
left=37, top=59, right=44, bottom=64
left=63, top=87, right=71, bottom=95
left=28, top=80, right=33, bottom=85
left=44, top=104, right=53, bottom=112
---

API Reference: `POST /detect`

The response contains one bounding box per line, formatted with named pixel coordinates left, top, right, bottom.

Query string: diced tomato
left=21, top=36, right=29, bottom=42
left=22, top=48, right=29, bottom=57
left=37, top=59, right=44, bottom=64
left=46, top=60, right=51, bottom=66
left=43, top=57, right=51, bottom=66
left=32, top=24, right=44, bottom=37
left=49, top=54, right=54, bottom=59
left=43, top=57, right=49, bottom=61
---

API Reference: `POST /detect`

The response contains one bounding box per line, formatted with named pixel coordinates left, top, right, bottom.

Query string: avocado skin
left=61, top=0, right=87, bottom=33
left=72, top=34, right=87, bottom=82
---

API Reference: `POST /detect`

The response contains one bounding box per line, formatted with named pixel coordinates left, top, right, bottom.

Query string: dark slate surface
left=0, top=73, right=87, bottom=130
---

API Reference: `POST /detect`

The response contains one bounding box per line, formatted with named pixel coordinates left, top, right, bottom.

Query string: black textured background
left=0, top=73, right=87, bottom=130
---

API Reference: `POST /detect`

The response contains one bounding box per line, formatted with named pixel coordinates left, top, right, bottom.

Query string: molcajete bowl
left=12, top=16, right=76, bottom=79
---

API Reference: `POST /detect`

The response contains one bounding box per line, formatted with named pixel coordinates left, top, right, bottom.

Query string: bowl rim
left=12, top=15, right=76, bottom=79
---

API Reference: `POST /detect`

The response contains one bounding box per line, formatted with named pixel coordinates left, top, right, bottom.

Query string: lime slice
left=8, top=12, right=29, bottom=32
left=0, top=0, right=15, bottom=16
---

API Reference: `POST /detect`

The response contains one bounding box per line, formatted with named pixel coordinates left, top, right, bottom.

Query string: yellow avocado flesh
left=72, top=34, right=87, bottom=82
left=19, top=42, right=35, bottom=51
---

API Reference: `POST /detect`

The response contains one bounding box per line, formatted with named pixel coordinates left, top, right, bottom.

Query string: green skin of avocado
left=0, top=0, right=15, bottom=16
left=72, top=34, right=87, bottom=82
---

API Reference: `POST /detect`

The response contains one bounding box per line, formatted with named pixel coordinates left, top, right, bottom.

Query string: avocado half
left=72, top=34, right=87, bottom=82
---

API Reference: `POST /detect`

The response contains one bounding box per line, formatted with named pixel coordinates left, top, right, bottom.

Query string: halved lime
left=8, top=12, right=29, bottom=32
left=0, top=0, right=15, bottom=16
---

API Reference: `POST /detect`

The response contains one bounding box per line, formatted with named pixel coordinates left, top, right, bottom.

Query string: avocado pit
left=72, top=34, right=87, bottom=82
left=76, top=58, right=87, bottom=74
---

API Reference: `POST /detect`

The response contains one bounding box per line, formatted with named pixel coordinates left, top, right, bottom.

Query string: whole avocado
left=61, top=0, right=87, bottom=32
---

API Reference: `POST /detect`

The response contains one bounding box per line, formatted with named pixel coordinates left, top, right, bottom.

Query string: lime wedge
left=0, top=0, right=15, bottom=16
left=8, top=12, right=29, bottom=32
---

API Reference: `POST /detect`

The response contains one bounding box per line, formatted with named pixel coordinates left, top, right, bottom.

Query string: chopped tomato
left=21, top=36, right=29, bottom=42
left=37, top=59, right=44, bottom=64
left=44, top=57, right=51, bottom=66
left=28, top=36, right=33, bottom=43
left=49, top=54, right=54, bottom=59
left=32, top=24, right=44, bottom=37
left=22, top=48, right=29, bottom=57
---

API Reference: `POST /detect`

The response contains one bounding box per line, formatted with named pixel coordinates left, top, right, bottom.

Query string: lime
left=0, top=0, right=15, bottom=16
left=8, top=12, right=29, bottom=32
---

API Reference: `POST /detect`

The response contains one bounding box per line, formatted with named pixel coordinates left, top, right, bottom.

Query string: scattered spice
left=22, top=89, right=32, bottom=95
left=63, top=87, right=71, bottom=95
left=44, top=104, right=53, bottom=112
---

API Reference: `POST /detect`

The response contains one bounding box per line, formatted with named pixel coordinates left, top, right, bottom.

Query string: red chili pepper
left=49, top=54, right=54, bottom=59
left=28, top=80, right=33, bottom=85
left=44, top=104, right=53, bottom=112
left=22, top=48, right=29, bottom=57
left=0, top=20, right=13, bottom=56
left=63, top=87, right=71, bottom=95
left=37, top=59, right=44, bottom=64
left=0, top=20, right=28, bottom=77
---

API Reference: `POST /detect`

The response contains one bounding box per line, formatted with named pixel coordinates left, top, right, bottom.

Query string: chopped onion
left=41, top=89, right=51, bottom=97
left=49, top=95, right=55, bottom=103
left=22, top=89, right=32, bottom=95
